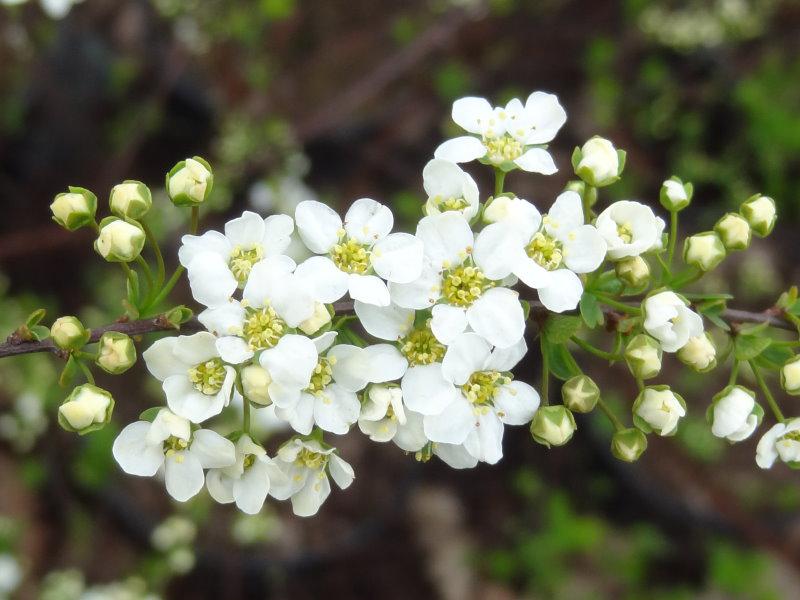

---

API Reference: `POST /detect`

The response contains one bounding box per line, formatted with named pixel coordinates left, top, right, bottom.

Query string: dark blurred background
left=1, top=0, right=800, bottom=598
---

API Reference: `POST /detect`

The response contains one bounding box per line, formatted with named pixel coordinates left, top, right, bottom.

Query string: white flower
left=642, top=291, right=704, bottom=353
left=179, top=211, right=294, bottom=307
left=142, top=332, right=236, bottom=423
left=434, top=92, right=566, bottom=174
left=358, top=384, right=406, bottom=442
left=596, top=201, right=660, bottom=260
left=206, top=434, right=287, bottom=514
left=112, top=408, right=235, bottom=502
left=709, top=386, right=760, bottom=442
left=422, top=159, right=480, bottom=220
left=389, top=211, right=526, bottom=348
left=294, top=199, right=424, bottom=306
left=781, top=355, right=800, bottom=396
left=633, top=386, right=686, bottom=436
left=270, top=438, right=354, bottom=517
left=573, top=136, right=622, bottom=187
left=422, top=333, right=539, bottom=464
left=756, top=418, right=800, bottom=469
left=474, top=191, right=606, bottom=313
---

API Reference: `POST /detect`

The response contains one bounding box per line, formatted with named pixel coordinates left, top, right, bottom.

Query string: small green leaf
left=25, top=308, right=47, bottom=327
left=592, top=270, right=624, bottom=295
left=59, top=355, right=79, bottom=387
left=164, top=305, right=193, bottom=329
left=579, top=293, right=604, bottom=329
left=734, top=335, right=772, bottom=361
left=542, top=315, right=582, bottom=344
left=542, top=339, right=580, bottom=381
left=754, top=343, right=794, bottom=371
left=28, top=325, right=51, bottom=341
left=520, top=299, right=531, bottom=322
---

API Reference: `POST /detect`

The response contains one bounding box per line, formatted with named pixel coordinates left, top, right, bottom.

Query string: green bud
left=571, top=136, right=625, bottom=187
left=740, top=194, right=776, bottom=238
left=110, top=180, right=153, bottom=220
left=530, top=406, right=577, bottom=447
left=166, top=156, right=213, bottom=206
left=714, top=212, right=751, bottom=251
left=624, top=334, right=662, bottom=380
left=58, top=384, right=114, bottom=434
left=94, top=217, right=146, bottom=263
left=561, top=375, right=599, bottom=413
left=50, top=186, right=97, bottom=231
left=610, top=428, right=648, bottom=462
left=683, top=231, right=725, bottom=271
left=51, top=316, right=90, bottom=351
left=96, top=331, right=137, bottom=374
left=659, top=177, right=692, bottom=212
left=781, top=355, right=800, bottom=396
left=676, top=332, right=716, bottom=373
left=615, top=256, right=650, bottom=288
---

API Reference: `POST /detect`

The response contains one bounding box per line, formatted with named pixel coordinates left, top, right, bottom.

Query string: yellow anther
left=526, top=231, right=564, bottom=271
left=442, top=264, right=494, bottom=307
left=188, top=358, right=227, bottom=395
left=229, top=245, right=264, bottom=285
left=399, top=321, right=446, bottom=366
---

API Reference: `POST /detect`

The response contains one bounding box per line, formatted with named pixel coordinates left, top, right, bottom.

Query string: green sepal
left=139, top=407, right=163, bottom=422
left=164, top=305, right=194, bottom=329
left=59, top=355, right=80, bottom=388
left=579, top=293, right=604, bottom=329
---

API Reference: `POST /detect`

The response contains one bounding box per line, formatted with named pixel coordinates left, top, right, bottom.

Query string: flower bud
left=94, top=217, right=145, bottom=263
left=781, top=355, right=800, bottom=396
left=683, top=232, right=725, bottom=271
left=530, top=406, right=577, bottom=447
left=632, top=385, right=686, bottom=436
left=677, top=333, right=716, bottom=373
left=241, top=364, right=272, bottom=406
left=58, top=384, right=114, bottom=434
left=96, top=331, right=136, bottom=374
left=610, top=427, right=648, bottom=462
left=298, top=302, right=332, bottom=336
left=572, top=136, right=624, bottom=187
left=561, top=375, right=599, bottom=414
left=659, top=177, right=692, bottom=212
left=110, top=180, right=152, bottom=220
left=740, top=194, right=776, bottom=238
left=624, top=334, right=662, bottom=380
left=615, top=256, right=650, bottom=288
left=714, top=212, right=751, bottom=251
left=50, top=186, right=97, bottom=231
left=707, top=385, right=762, bottom=442
left=51, top=316, right=90, bottom=351
left=166, top=157, right=213, bottom=206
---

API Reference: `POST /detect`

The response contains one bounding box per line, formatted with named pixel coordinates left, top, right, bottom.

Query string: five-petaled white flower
left=422, top=158, right=480, bottom=221
left=294, top=198, right=424, bottom=306
left=179, top=211, right=294, bottom=307
left=143, top=332, right=236, bottom=423
left=112, top=408, right=235, bottom=502
left=435, top=92, right=566, bottom=175
left=596, top=201, right=661, bottom=260
left=643, top=291, right=704, bottom=353
left=270, top=438, right=354, bottom=517
left=756, top=418, right=800, bottom=469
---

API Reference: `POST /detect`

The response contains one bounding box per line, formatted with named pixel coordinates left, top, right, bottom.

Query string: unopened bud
left=530, top=406, right=577, bottom=447
left=572, top=136, right=625, bottom=187
left=241, top=364, right=272, bottom=406
left=96, top=331, right=137, bottom=374
left=708, top=385, right=761, bottom=442
left=683, top=232, right=725, bottom=271
left=50, top=187, right=97, bottom=231
left=781, top=355, right=800, bottom=396
left=94, top=217, right=145, bottom=263
left=633, top=385, right=686, bottom=436
left=624, top=334, right=662, bottom=380
left=298, top=303, right=332, bottom=336
left=611, top=428, right=648, bottom=462
left=51, top=316, right=89, bottom=351
left=740, top=194, right=776, bottom=238
left=561, top=375, right=599, bottom=413
left=166, top=157, right=213, bottom=206
left=714, top=212, right=751, bottom=251
left=110, top=180, right=152, bottom=220
left=677, top=333, right=716, bottom=373
left=615, top=256, right=650, bottom=288
left=58, top=384, right=114, bottom=434
left=659, top=177, right=692, bottom=212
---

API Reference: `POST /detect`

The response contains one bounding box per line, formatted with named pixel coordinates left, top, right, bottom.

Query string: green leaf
left=542, top=315, right=582, bottom=344
left=734, top=335, right=772, bottom=361
left=28, top=325, right=51, bottom=341
left=164, top=305, right=193, bottom=329
left=520, top=299, right=531, bottom=322
left=25, top=308, right=46, bottom=327
left=59, top=355, right=79, bottom=388
left=543, top=340, right=580, bottom=381
left=754, top=343, right=794, bottom=371
left=139, top=407, right=162, bottom=422
left=579, top=293, right=604, bottom=329
left=698, top=299, right=730, bottom=332
left=592, top=270, right=623, bottom=295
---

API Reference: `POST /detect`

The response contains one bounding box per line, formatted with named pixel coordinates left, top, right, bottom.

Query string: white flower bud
left=166, top=157, right=213, bottom=206
left=572, top=136, right=624, bottom=187
left=781, top=355, right=800, bottom=396
left=96, top=331, right=137, bottom=374
left=624, top=334, right=662, bottom=380
left=677, top=333, right=716, bottom=373
left=740, top=194, right=776, bottom=238
left=683, top=232, right=725, bottom=271
left=714, top=212, right=751, bottom=251
left=58, top=384, right=114, bottom=434
left=615, top=256, right=650, bottom=288
left=110, top=180, right=152, bottom=220
left=708, top=386, right=761, bottom=442
left=561, top=375, right=599, bottom=413
left=611, top=428, right=648, bottom=462
left=241, top=364, right=272, bottom=406
left=530, top=406, right=576, bottom=447
left=633, top=386, right=686, bottom=436
left=50, top=187, right=97, bottom=231
left=94, top=218, right=145, bottom=263
left=659, top=177, right=692, bottom=211
left=298, top=302, right=332, bottom=335
left=482, top=195, right=515, bottom=224
left=51, top=316, right=89, bottom=350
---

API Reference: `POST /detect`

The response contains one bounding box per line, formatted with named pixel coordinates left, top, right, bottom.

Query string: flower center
left=526, top=231, right=563, bottom=271
left=484, top=134, right=523, bottom=164
left=782, top=431, right=800, bottom=443
left=243, top=453, right=257, bottom=469
left=229, top=245, right=264, bottom=285
left=163, top=435, right=189, bottom=456
left=331, top=236, right=370, bottom=274
left=616, top=222, right=634, bottom=244
left=188, top=358, right=227, bottom=395
left=442, top=265, right=494, bottom=307
left=242, top=305, right=286, bottom=350
left=433, top=195, right=470, bottom=212
left=306, top=357, right=335, bottom=394
left=399, top=323, right=446, bottom=366
left=295, top=447, right=328, bottom=470
left=461, top=370, right=510, bottom=407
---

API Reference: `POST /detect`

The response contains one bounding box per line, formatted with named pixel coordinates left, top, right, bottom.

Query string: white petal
left=513, top=256, right=551, bottom=289
left=434, top=136, right=487, bottom=163
left=401, top=364, right=459, bottom=415
left=179, top=231, right=231, bottom=268
left=112, top=422, right=163, bottom=476
left=371, top=233, right=424, bottom=284
left=294, top=256, right=350, bottom=304
left=353, top=301, right=414, bottom=341
left=190, top=429, right=236, bottom=468
left=434, top=443, right=478, bottom=469
left=514, top=148, right=557, bottom=175
left=172, top=331, right=219, bottom=365
left=546, top=191, right=584, bottom=235
left=313, top=331, right=338, bottom=353
left=224, top=211, right=266, bottom=248
left=441, top=332, right=492, bottom=385
left=415, top=212, right=473, bottom=270
left=494, top=381, right=540, bottom=425
left=163, top=370, right=233, bottom=424
left=363, top=344, right=408, bottom=383
left=328, top=454, right=355, bottom=489
left=314, top=384, right=360, bottom=434
left=262, top=214, right=295, bottom=256
left=431, top=304, right=468, bottom=345
left=524, top=91, right=567, bottom=144
left=215, top=336, right=253, bottom=365
left=198, top=303, right=246, bottom=337
left=348, top=274, right=390, bottom=306
left=756, top=424, right=784, bottom=469
left=164, top=453, right=205, bottom=502
left=472, top=223, right=524, bottom=280
left=359, top=417, right=398, bottom=442
left=328, top=345, right=368, bottom=392
left=187, top=252, right=238, bottom=307
left=484, top=336, right=527, bottom=372
left=292, top=471, right=331, bottom=517
left=562, top=225, right=607, bottom=274
left=451, top=96, right=493, bottom=133
left=344, top=198, right=393, bottom=244
left=206, top=470, right=235, bottom=504
left=260, top=334, right=318, bottom=389
left=393, top=410, right=428, bottom=452
left=466, top=287, right=525, bottom=348
left=388, top=262, right=442, bottom=309
left=295, top=200, right=342, bottom=253
left=473, top=411, right=505, bottom=464
left=233, top=462, right=271, bottom=514
left=242, top=255, right=295, bottom=307
left=142, top=338, right=185, bottom=381
left=423, top=397, right=475, bottom=444
left=537, top=269, right=583, bottom=313
left=284, top=393, right=315, bottom=435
